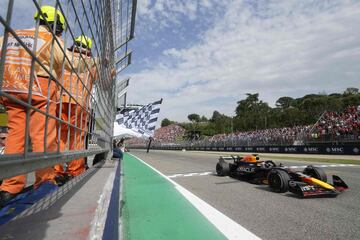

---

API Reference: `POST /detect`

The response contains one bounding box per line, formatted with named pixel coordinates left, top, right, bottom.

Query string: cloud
left=136, top=0, right=230, bottom=32
left=127, top=0, right=360, bottom=122
left=6, top=1, right=358, bottom=125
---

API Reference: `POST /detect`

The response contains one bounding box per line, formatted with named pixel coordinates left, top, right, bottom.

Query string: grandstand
left=127, top=105, right=360, bottom=149
left=307, top=105, right=360, bottom=143
left=127, top=124, right=186, bottom=147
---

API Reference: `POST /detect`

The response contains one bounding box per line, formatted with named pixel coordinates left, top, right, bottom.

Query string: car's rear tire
left=303, top=165, right=327, bottom=182
left=216, top=162, right=230, bottom=176
left=268, top=169, right=290, bottom=193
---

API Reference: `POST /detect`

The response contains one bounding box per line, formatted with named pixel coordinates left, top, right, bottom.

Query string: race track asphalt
left=129, top=149, right=360, bottom=240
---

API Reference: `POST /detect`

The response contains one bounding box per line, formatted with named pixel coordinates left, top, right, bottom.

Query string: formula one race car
left=215, top=155, right=349, bottom=197
left=216, top=155, right=277, bottom=184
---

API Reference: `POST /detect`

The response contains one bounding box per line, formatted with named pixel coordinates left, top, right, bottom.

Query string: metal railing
left=0, top=0, right=136, bottom=180
left=128, top=133, right=360, bottom=149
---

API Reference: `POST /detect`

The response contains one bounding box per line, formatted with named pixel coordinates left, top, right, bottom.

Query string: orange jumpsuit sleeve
left=52, top=37, right=88, bottom=75
left=92, top=57, right=99, bottom=82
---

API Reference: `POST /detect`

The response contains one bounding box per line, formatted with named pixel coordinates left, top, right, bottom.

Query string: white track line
left=183, top=173, right=197, bottom=177
left=168, top=171, right=213, bottom=178
left=130, top=153, right=261, bottom=240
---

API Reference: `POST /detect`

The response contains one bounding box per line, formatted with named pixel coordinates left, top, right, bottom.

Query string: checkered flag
left=114, top=99, right=162, bottom=137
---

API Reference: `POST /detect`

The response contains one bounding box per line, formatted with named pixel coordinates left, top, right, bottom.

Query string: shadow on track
left=0, top=161, right=104, bottom=240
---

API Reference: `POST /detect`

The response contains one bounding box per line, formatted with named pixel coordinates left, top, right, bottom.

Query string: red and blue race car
left=216, top=155, right=349, bottom=197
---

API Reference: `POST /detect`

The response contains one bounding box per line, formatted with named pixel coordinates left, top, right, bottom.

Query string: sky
left=123, top=0, right=360, bottom=122
left=2, top=0, right=360, bottom=123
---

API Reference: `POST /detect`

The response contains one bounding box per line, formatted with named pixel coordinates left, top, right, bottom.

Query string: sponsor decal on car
left=238, top=167, right=255, bottom=172
left=300, top=185, right=316, bottom=192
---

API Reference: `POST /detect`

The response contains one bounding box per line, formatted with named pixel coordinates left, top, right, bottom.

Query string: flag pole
left=146, top=137, right=153, bottom=153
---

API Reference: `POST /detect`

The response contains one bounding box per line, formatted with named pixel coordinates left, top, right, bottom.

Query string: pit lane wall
left=134, top=145, right=360, bottom=155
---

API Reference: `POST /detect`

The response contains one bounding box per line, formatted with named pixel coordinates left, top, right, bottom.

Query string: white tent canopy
left=113, top=122, right=144, bottom=138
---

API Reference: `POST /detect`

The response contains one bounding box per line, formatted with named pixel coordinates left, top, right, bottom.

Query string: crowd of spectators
left=126, top=137, right=147, bottom=146
left=195, top=106, right=359, bottom=145
left=193, top=125, right=310, bottom=146
left=308, top=106, right=360, bottom=141
left=153, top=124, right=186, bottom=143
left=127, top=125, right=310, bottom=147
left=127, top=106, right=360, bottom=147
left=126, top=124, right=186, bottom=146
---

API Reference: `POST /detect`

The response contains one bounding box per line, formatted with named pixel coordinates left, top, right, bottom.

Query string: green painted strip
left=122, top=153, right=227, bottom=240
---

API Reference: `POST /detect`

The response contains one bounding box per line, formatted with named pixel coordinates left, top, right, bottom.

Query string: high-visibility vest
left=60, top=53, right=96, bottom=107
left=2, top=28, right=53, bottom=96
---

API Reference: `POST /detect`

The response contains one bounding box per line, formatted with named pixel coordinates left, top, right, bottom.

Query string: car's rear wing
left=218, top=156, right=241, bottom=163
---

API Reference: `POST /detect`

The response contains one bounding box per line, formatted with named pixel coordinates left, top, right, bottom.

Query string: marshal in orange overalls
left=55, top=51, right=96, bottom=177
left=0, top=26, right=89, bottom=194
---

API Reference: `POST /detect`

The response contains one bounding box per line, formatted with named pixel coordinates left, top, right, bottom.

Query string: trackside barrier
left=132, top=145, right=360, bottom=155
left=102, top=158, right=121, bottom=240
left=0, top=0, right=136, bottom=181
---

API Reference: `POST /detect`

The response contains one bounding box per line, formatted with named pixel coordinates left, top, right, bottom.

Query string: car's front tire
left=268, top=169, right=290, bottom=193
left=216, top=162, right=230, bottom=176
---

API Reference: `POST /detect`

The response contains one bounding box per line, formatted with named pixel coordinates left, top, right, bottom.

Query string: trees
left=344, top=87, right=359, bottom=95
left=275, top=96, right=294, bottom=109
left=200, top=116, right=208, bottom=122
left=161, top=118, right=175, bottom=127
left=161, top=88, right=359, bottom=137
left=208, top=110, right=232, bottom=134
left=210, top=111, right=222, bottom=122
left=234, top=93, right=271, bottom=131
left=188, top=113, right=201, bottom=122
left=235, top=93, right=260, bottom=116
left=342, top=94, right=360, bottom=108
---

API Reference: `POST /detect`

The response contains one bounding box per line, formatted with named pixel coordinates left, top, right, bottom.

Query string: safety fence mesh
left=0, top=0, right=136, bottom=180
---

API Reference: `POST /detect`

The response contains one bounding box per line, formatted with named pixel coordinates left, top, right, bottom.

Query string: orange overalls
left=55, top=51, right=95, bottom=176
left=0, top=27, right=88, bottom=194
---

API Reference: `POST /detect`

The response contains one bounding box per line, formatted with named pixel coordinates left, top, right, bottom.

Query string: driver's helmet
left=243, top=155, right=258, bottom=163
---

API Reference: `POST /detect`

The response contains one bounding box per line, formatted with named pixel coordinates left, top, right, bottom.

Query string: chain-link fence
left=0, top=0, right=136, bottom=182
